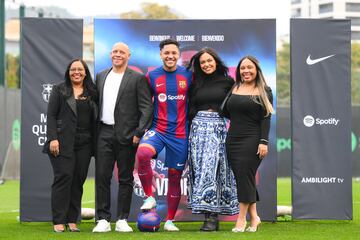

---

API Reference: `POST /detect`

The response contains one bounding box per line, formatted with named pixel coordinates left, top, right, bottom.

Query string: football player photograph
left=135, top=39, right=193, bottom=231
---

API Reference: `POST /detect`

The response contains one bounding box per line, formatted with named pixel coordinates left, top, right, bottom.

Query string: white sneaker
left=115, top=219, right=133, bottom=232
left=92, top=219, right=111, bottom=232
left=140, top=196, right=157, bottom=210
left=164, top=220, right=179, bottom=231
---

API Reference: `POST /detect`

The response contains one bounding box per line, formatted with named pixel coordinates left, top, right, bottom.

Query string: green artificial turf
left=0, top=178, right=359, bottom=240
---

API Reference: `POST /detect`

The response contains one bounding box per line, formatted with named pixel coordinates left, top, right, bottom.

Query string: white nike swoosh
left=306, top=54, right=335, bottom=65
left=156, top=83, right=164, bottom=87
left=177, top=163, right=184, bottom=167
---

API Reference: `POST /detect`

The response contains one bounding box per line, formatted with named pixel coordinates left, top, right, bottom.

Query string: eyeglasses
left=70, top=68, right=85, bottom=72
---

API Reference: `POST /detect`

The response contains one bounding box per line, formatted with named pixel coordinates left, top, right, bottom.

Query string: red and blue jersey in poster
left=146, top=66, right=192, bottom=138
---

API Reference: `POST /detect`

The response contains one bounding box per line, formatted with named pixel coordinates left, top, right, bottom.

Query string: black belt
left=101, top=122, right=115, bottom=128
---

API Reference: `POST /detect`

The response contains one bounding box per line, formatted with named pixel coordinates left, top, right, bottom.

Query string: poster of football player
left=94, top=19, right=277, bottom=221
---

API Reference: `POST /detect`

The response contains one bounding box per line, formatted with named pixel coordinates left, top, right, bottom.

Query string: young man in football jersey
left=135, top=39, right=192, bottom=231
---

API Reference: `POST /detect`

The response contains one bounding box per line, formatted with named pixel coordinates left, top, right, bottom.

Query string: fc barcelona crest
left=42, top=84, right=54, bottom=103
left=179, top=80, right=187, bottom=89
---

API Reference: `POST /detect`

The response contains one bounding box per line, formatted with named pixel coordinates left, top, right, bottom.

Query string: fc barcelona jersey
left=146, top=66, right=192, bottom=138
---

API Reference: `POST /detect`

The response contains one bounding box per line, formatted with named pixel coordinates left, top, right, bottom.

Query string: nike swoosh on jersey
left=156, top=83, right=164, bottom=87
left=306, top=54, right=335, bottom=65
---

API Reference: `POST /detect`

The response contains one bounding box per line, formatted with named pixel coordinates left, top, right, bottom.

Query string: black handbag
left=219, top=84, right=235, bottom=118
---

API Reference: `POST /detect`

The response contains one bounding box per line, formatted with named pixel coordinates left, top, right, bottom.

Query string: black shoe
left=200, top=213, right=210, bottom=231
left=200, top=213, right=219, bottom=231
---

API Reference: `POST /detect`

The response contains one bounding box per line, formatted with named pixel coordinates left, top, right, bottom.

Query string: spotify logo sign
left=303, top=115, right=340, bottom=127
left=303, top=115, right=315, bottom=127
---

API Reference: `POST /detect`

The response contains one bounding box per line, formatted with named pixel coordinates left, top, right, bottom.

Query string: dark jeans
left=95, top=124, right=136, bottom=221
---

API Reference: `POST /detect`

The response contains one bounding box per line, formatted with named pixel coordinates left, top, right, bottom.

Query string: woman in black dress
left=225, top=55, right=274, bottom=232
left=45, top=59, right=98, bottom=232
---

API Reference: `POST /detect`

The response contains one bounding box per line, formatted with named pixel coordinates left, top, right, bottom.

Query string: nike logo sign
left=156, top=83, right=164, bottom=87
left=306, top=54, right=335, bottom=65
left=177, top=163, right=185, bottom=167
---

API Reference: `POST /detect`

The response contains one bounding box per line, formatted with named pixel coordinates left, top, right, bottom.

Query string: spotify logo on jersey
left=158, top=93, right=167, bottom=102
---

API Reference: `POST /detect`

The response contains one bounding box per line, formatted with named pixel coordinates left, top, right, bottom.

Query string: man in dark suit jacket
left=92, top=42, right=153, bottom=233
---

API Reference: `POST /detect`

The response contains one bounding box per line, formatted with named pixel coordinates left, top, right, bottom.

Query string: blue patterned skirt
left=188, top=111, right=239, bottom=215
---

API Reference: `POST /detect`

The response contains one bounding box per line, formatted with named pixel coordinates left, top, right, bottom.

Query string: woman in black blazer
left=45, top=59, right=98, bottom=232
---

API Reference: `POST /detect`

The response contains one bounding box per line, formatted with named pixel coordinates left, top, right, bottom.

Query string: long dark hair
left=187, top=47, right=228, bottom=91
left=63, top=58, right=97, bottom=99
left=186, top=48, right=229, bottom=121
left=235, top=55, right=273, bottom=116
left=187, top=47, right=228, bottom=77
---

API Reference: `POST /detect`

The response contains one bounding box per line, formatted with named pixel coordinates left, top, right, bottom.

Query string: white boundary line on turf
left=0, top=209, right=19, bottom=213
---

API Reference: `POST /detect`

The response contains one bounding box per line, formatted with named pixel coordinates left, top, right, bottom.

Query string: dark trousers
left=50, top=142, right=92, bottom=224
left=95, top=124, right=136, bottom=221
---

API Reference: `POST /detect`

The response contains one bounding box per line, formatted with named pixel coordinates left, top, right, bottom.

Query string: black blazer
left=96, top=67, right=153, bottom=145
left=44, top=82, right=98, bottom=157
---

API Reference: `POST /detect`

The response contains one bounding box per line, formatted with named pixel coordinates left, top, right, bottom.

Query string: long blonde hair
left=235, top=55, right=274, bottom=116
